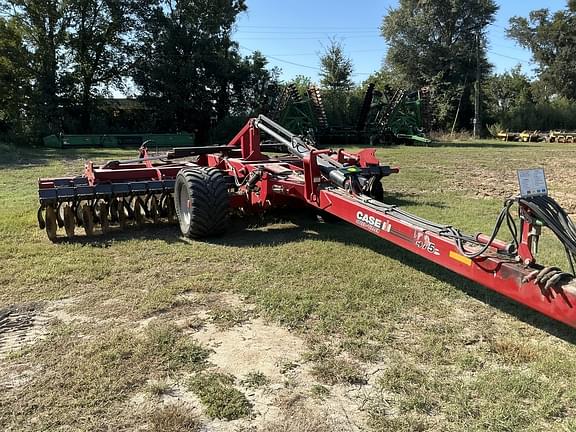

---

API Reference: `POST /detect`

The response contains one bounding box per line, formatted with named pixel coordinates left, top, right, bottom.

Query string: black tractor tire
left=174, top=167, right=229, bottom=238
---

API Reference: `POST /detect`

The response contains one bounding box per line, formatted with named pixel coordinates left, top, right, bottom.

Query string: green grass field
left=2, top=140, right=576, bottom=431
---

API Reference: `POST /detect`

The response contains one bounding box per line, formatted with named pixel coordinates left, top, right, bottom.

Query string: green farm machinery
left=267, top=83, right=431, bottom=145
left=43, top=132, right=195, bottom=149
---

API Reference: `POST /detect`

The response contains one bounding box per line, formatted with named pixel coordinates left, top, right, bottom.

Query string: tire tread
left=175, top=167, right=229, bottom=238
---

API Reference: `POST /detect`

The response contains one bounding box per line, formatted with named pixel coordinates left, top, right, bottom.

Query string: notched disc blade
left=37, top=207, right=46, bottom=230
left=149, top=196, right=160, bottom=224
left=134, top=199, right=146, bottom=227
left=81, top=204, right=94, bottom=236
left=109, top=199, right=119, bottom=223
left=45, top=206, right=58, bottom=242
left=98, top=202, right=110, bottom=234
left=63, top=204, right=75, bottom=238
left=118, top=199, right=129, bottom=229
left=166, top=196, right=176, bottom=224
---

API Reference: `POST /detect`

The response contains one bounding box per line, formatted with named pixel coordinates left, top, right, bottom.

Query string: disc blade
left=81, top=204, right=94, bottom=236
left=134, top=198, right=146, bottom=227
left=63, top=204, right=75, bottom=238
left=98, top=202, right=110, bottom=234
left=149, top=195, right=160, bottom=224
left=45, top=205, right=58, bottom=242
left=118, top=199, right=129, bottom=229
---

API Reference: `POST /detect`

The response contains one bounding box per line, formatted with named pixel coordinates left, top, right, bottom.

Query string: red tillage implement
left=38, top=116, right=576, bottom=328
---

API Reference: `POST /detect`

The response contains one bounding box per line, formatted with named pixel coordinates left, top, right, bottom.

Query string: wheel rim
left=178, top=185, right=191, bottom=228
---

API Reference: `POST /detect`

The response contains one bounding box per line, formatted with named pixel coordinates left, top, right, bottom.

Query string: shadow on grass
left=214, top=211, right=576, bottom=343
left=50, top=224, right=189, bottom=246
left=50, top=208, right=576, bottom=342
left=0, top=147, right=138, bottom=169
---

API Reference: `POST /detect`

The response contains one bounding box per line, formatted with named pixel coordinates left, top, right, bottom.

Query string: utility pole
left=473, top=29, right=481, bottom=139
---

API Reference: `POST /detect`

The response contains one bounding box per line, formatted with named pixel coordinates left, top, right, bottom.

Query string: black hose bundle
left=443, top=194, right=576, bottom=275
left=520, top=196, right=576, bottom=254
left=520, top=195, right=576, bottom=274
left=441, top=198, right=518, bottom=259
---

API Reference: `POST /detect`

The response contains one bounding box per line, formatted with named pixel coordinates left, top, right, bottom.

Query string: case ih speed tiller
left=38, top=115, right=576, bottom=328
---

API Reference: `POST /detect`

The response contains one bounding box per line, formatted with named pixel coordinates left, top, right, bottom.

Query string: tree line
left=372, top=0, right=576, bottom=134
left=0, top=0, right=278, bottom=143
left=1, top=0, right=576, bottom=145
left=321, top=0, right=576, bottom=135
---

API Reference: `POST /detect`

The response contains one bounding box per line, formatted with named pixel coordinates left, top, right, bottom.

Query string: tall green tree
left=229, top=51, right=280, bottom=116
left=66, top=0, right=135, bottom=131
left=380, top=0, right=497, bottom=129
left=0, top=18, right=31, bottom=134
left=484, top=66, right=533, bottom=121
left=2, top=0, right=70, bottom=134
left=291, top=74, right=313, bottom=96
left=132, top=0, right=248, bottom=139
left=508, top=1, right=576, bottom=100
left=319, top=39, right=354, bottom=91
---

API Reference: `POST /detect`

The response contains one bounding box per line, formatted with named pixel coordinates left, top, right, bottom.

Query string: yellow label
left=449, top=250, right=472, bottom=266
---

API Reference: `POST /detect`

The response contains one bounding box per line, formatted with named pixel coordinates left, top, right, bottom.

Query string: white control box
left=517, top=168, right=548, bottom=198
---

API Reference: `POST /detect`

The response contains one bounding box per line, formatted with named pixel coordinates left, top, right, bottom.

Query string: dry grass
left=146, top=404, right=203, bottom=432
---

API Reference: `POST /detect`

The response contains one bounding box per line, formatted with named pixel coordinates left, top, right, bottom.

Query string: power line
left=236, top=30, right=380, bottom=35
left=489, top=22, right=508, bottom=30
left=239, top=45, right=375, bottom=76
left=490, top=42, right=529, bottom=52
left=258, top=48, right=388, bottom=57
left=239, top=35, right=382, bottom=41
left=490, top=20, right=576, bottom=35
left=487, top=50, right=534, bottom=64
left=240, top=45, right=321, bottom=71
left=237, top=25, right=379, bottom=30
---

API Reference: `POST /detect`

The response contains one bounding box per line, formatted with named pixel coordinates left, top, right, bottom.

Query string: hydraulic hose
left=254, top=114, right=345, bottom=184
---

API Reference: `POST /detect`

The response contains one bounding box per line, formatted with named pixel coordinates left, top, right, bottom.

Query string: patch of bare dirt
left=0, top=293, right=384, bottom=431
left=0, top=297, right=96, bottom=382
left=190, top=315, right=371, bottom=430
left=130, top=292, right=378, bottom=431
left=430, top=158, right=576, bottom=212
left=193, top=317, right=303, bottom=380
left=0, top=298, right=90, bottom=396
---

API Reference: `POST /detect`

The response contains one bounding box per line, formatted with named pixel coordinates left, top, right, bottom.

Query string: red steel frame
left=39, top=118, right=576, bottom=328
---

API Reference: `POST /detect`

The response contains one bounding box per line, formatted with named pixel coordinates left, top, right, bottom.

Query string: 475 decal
left=414, top=232, right=441, bottom=256
left=416, top=240, right=440, bottom=255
